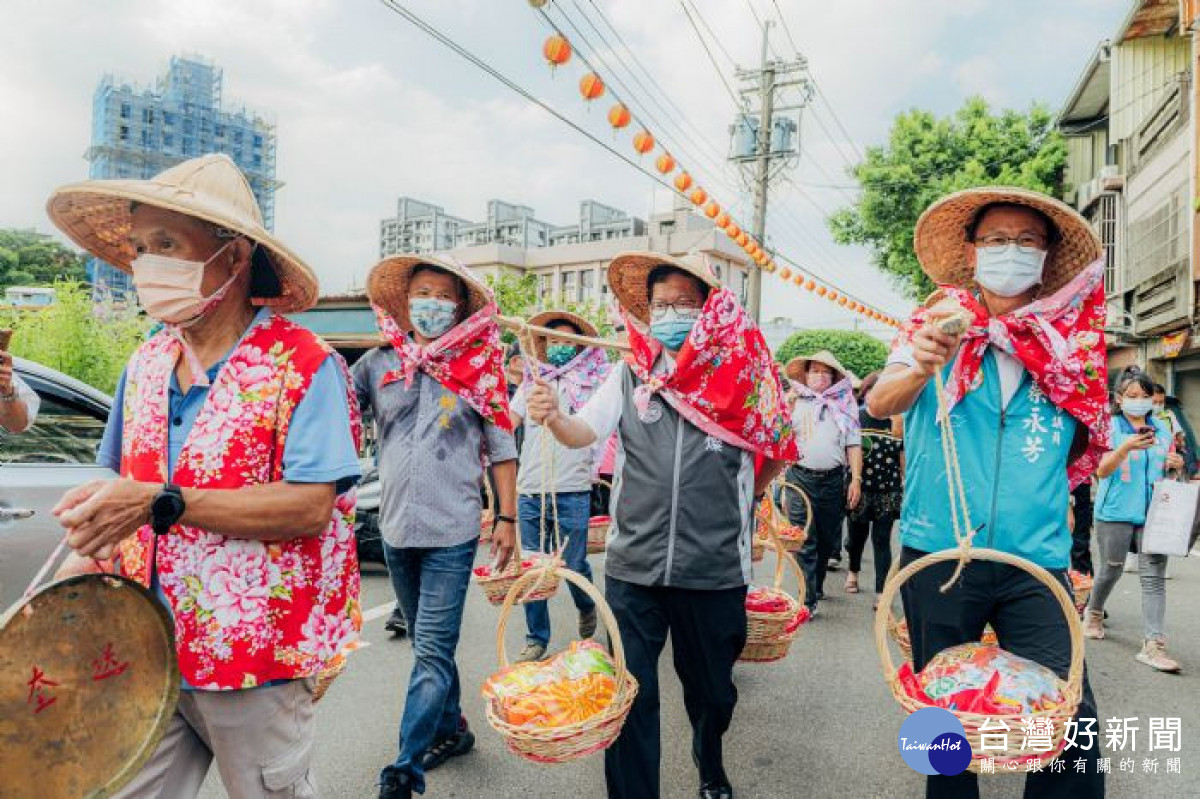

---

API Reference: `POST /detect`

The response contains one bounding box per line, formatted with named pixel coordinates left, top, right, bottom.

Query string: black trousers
left=786, top=465, right=847, bottom=608
left=604, top=576, right=747, bottom=799
left=899, top=547, right=1104, bottom=799
left=846, top=515, right=895, bottom=594
left=1069, top=482, right=1094, bottom=576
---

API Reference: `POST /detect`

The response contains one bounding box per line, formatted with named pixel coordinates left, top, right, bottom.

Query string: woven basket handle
left=774, top=481, right=814, bottom=539
left=494, top=564, right=627, bottom=683
left=873, top=548, right=1084, bottom=703
left=763, top=518, right=805, bottom=597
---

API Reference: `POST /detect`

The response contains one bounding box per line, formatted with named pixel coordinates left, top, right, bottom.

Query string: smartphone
left=1136, top=425, right=1156, bottom=437
left=0, top=329, right=11, bottom=351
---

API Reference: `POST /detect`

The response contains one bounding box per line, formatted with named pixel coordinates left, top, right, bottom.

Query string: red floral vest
left=117, top=313, right=363, bottom=689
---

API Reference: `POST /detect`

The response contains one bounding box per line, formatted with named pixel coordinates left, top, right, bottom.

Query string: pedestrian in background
left=844, top=370, right=902, bottom=609
left=1084, top=369, right=1184, bottom=673
left=784, top=350, right=862, bottom=617
left=355, top=254, right=518, bottom=799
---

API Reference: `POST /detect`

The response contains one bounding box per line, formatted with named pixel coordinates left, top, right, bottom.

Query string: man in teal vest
left=870, top=187, right=1110, bottom=798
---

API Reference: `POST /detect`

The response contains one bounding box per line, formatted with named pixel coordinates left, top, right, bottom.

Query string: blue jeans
left=381, top=538, right=476, bottom=793
left=519, top=492, right=596, bottom=647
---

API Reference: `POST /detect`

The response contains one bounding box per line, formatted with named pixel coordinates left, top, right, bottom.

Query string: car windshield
left=0, top=392, right=106, bottom=465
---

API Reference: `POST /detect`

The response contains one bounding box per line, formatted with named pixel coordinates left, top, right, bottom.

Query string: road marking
left=363, top=601, right=397, bottom=623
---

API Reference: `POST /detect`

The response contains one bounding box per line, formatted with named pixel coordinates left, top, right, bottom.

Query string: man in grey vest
left=527, top=251, right=797, bottom=799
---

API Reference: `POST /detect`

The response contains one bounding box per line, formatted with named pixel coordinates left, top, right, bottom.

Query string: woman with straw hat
left=45, top=153, right=364, bottom=799
left=782, top=350, right=863, bottom=617
left=526, top=251, right=797, bottom=799
left=353, top=253, right=517, bottom=799
left=869, top=187, right=1110, bottom=797
left=508, top=309, right=609, bottom=663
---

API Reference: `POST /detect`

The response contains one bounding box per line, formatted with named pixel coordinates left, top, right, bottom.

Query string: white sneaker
left=1082, top=610, right=1105, bottom=640
left=1136, top=638, right=1181, bottom=673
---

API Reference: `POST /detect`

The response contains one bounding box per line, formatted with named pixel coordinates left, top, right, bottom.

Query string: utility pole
left=731, top=21, right=811, bottom=323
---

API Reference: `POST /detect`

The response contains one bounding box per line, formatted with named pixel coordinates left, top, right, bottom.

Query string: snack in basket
left=473, top=554, right=556, bottom=579
left=745, top=588, right=810, bottom=635
left=897, top=643, right=1064, bottom=715
left=483, top=640, right=618, bottom=728
left=589, top=515, right=611, bottom=526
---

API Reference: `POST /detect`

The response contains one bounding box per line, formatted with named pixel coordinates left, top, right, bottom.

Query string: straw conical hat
left=913, top=186, right=1102, bottom=295
left=46, top=154, right=318, bottom=313
left=366, top=253, right=492, bottom=333
left=785, top=350, right=850, bottom=382
left=607, top=251, right=719, bottom=324
left=527, top=309, right=598, bottom=362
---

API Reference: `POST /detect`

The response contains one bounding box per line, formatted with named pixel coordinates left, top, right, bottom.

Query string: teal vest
left=899, top=351, right=1077, bottom=569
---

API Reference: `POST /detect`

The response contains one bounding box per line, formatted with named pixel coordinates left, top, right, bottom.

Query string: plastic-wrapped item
left=473, top=554, right=556, bottom=579
left=483, top=641, right=618, bottom=728
left=898, top=643, right=1064, bottom=715
left=746, top=587, right=792, bottom=614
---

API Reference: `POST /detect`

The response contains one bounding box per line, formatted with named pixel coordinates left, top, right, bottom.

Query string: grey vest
left=607, top=366, right=754, bottom=590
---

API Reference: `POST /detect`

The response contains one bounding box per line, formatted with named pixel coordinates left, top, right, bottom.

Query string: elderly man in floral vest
left=47, top=154, right=363, bottom=799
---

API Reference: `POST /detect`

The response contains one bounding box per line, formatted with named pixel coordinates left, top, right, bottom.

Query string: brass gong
left=0, top=574, right=179, bottom=798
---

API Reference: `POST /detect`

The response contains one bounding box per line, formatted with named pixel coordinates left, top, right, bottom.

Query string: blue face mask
left=974, top=244, right=1047, bottom=297
left=649, top=307, right=700, bottom=350
left=409, top=297, right=457, bottom=339
left=546, top=344, right=577, bottom=367
left=1122, top=397, right=1155, bottom=418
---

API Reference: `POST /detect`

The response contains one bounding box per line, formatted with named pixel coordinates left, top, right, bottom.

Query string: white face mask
left=974, top=244, right=1047, bottom=298
left=131, top=241, right=241, bottom=326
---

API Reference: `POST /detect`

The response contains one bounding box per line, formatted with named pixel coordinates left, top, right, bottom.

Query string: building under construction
left=85, top=55, right=279, bottom=294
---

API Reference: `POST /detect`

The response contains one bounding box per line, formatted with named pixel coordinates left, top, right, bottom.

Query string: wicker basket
left=889, top=617, right=997, bottom=663
left=485, top=566, right=639, bottom=763
left=875, top=548, right=1085, bottom=774
left=768, top=482, right=812, bottom=553
left=740, top=524, right=808, bottom=663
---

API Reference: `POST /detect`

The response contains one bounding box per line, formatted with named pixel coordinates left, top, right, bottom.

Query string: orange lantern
left=792, top=274, right=804, bottom=286
left=704, top=201, right=720, bottom=219
left=715, top=212, right=730, bottom=228
left=690, top=187, right=708, bottom=206
left=736, top=232, right=749, bottom=247
left=839, top=297, right=849, bottom=306
left=804, top=279, right=815, bottom=291
left=656, top=153, right=676, bottom=174
left=726, top=223, right=741, bottom=239
left=544, top=35, right=572, bottom=69
left=579, top=73, right=605, bottom=101
left=607, top=103, right=631, bottom=130
left=828, top=290, right=839, bottom=301
left=632, top=130, right=655, bottom=155
left=780, top=269, right=792, bottom=280
left=817, top=286, right=827, bottom=297
left=675, top=172, right=693, bottom=192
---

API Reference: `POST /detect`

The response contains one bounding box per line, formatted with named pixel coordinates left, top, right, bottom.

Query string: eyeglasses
left=974, top=233, right=1047, bottom=252
left=649, top=300, right=701, bottom=315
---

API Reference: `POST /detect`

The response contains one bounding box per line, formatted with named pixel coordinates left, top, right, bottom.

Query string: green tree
left=775, top=329, right=889, bottom=380
left=829, top=97, right=1066, bottom=300
left=0, top=229, right=88, bottom=290
left=0, top=281, right=148, bottom=394
left=486, top=270, right=614, bottom=343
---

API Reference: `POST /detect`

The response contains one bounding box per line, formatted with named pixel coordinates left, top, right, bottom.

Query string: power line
left=683, top=0, right=740, bottom=69
left=677, top=0, right=746, bottom=112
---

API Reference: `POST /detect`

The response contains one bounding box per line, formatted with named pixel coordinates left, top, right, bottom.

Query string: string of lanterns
left=537, top=28, right=901, bottom=328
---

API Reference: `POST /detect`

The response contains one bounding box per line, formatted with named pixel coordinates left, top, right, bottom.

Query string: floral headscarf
left=623, top=287, right=798, bottom=461
left=533, top=346, right=611, bottom=413
left=896, top=258, right=1110, bottom=488
left=374, top=303, right=514, bottom=432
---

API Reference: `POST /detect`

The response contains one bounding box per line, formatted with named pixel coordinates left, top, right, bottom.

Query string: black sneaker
left=420, top=720, right=475, bottom=772
left=379, top=767, right=412, bottom=799
left=699, top=782, right=733, bottom=799
left=385, top=608, right=408, bottom=638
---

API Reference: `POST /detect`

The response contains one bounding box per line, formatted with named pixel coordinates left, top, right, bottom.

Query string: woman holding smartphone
left=1084, top=368, right=1185, bottom=672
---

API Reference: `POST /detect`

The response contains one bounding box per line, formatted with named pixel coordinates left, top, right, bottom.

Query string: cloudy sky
left=1, top=0, right=1129, bottom=330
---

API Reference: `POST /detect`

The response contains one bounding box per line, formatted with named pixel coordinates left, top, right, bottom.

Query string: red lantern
left=607, top=103, right=631, bottom=130
left=632, top=130, right=655, bottom=155
left=544, top=35, right=572, bottom=69
left=675, top=172, right=693, bottom=192
left=580, top=73, right=605, bottom=101
left=656, top=153, right=676, bottom=174
left=704, top=201, right=720, bottom=219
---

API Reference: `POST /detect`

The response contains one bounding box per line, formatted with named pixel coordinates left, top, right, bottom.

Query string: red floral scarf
left=373, top=303, right=514, bottom=432
left=897, top=259, right=1110, bottom=487
left=623, top=287, right=798, bottom=461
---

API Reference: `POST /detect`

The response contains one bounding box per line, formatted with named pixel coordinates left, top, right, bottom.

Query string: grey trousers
left=114, top=679, right=317, bottom=799
left=1088, top=520, right=1169, bottom=640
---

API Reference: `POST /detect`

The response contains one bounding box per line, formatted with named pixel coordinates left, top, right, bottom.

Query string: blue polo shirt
left=899, top=350, right=1077, bottom=569
left=1094, top=415, right=1169, bottom=526
left=97, top=310, right=362, bottom=689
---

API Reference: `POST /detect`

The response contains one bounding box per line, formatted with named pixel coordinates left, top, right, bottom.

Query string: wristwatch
left=493, top=514, right=516, bottom=529
left=150, top=484, right=186, bottom=536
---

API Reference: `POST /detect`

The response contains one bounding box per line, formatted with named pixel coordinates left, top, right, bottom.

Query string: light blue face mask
left=649, top=307, right=700, bottom=350
left=546, top=344, right=577, bottom=368
left=409, top=297, right=457, bottom=339
left=974, top=244, right=1047, bottom=298
left=1121, top=397, right=1155, bottom=418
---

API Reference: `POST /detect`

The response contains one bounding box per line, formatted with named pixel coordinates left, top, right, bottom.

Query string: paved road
left=200, top=545, right=1200, bottom=798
